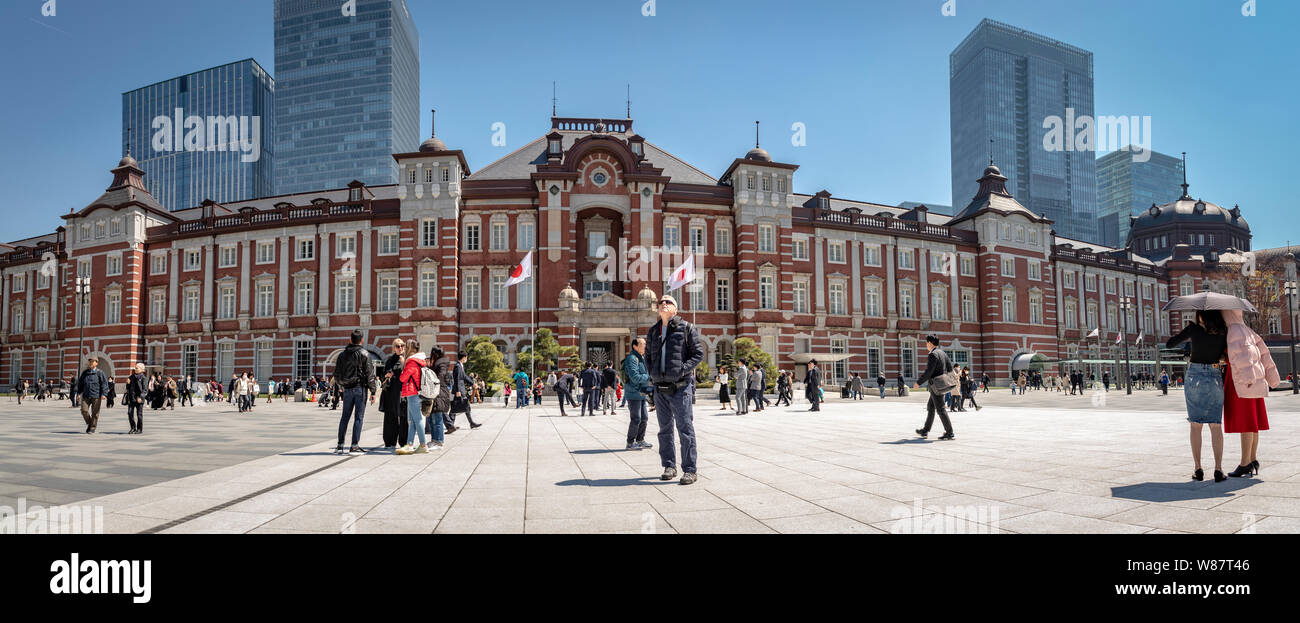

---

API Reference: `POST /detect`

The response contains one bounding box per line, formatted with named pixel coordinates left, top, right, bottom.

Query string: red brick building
left=2, top=115, right=1292, bottom=388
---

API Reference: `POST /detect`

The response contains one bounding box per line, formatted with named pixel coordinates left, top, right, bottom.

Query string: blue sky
left=1, top=0, right=1296, bottom=249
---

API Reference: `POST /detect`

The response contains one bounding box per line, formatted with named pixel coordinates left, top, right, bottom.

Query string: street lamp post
left=1285, top=252, right=1298, bottom=395
left=74, top=276, right=92, bottom=379
left=1119, top=296, right=1134, bottom=395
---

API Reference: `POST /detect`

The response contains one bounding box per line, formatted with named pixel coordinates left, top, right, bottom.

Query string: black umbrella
left=1161, top=292, right=1257, bottom=313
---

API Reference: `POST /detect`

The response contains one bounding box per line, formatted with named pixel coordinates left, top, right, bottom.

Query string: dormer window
left=630, top=141, right=642, bottom=157
left=548, top=137, right=562, bottom=156
left=349, top=187, right=362, bottom=202
left=818, top=196, right=829, bottom=210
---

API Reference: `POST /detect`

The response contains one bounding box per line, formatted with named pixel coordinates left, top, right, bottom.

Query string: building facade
left=1097, top=148, right=1184, bottom=248
left=1, top=114, right=1290, bottom=390
left=122, top=59, right=275, bottom=212
left=273, top=0, right=420, bottom=195
left=950, top=18, right=1099, bottom=243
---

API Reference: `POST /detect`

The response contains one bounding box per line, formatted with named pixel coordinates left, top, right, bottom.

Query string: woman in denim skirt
left=1166, top=310, right=1230, bottom=482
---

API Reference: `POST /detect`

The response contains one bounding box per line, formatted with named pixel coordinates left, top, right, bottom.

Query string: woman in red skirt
left=1222, top=309, right=1280, bottom=477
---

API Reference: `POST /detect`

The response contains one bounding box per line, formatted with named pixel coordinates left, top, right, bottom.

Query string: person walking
left=333, top=330, right=378, bottom=456
left=804, top=360, right=822, bottom=412
left=714, top=366, right=733, bottom=411
left=622, top=338, right=655, bottom=450
left=104, top=378, right=116, bottom=409
left=877, top=371, right=887, bottom=399
left=447, top=351, right=479, bottom=430
left=748, top=362, right=766, bottom=413
left=1159, top=369, right=1169, bottom=396
left=395, top=352, right=432, bottom=455
left=379, top=339, right=408, bottom=450
left=775, top=370, right=792, bottom=407
left=75, top=358, right=110, bottom=434
left=1166, top=312, right=1229, bottom=482
left=578, top=363, right=600, bottom=417
left=182, top=375, right=195, bottom=407
left=960, top=367, right=982, bottom=411
left=645, top=294, right=704, bottom=485
left=1222, top=309, right=1279, bottom=478
left=914, top=335, right=957, bottom=440
left=126, top=363, right=147, bottom=434
left=165, top=376, right=177, bottom=410
left=733, top=360, right=750, bottom=415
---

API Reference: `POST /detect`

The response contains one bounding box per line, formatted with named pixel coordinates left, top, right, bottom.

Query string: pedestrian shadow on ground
left=555, top=477, right=663, bottom=487
left=51, top=431, right=131, bottom=435
left=878, top=438, right=934, bottom=445
left=570, top=449, right=630, bottom=455
left=1111, top=479, right=1260, bottom=502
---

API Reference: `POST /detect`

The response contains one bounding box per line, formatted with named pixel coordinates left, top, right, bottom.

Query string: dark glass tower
left=950, top=19, right=1098, bottom=242
left=122, top=59, right=275, bottom=211
left=273, top=0, right=420, bottom=194
left=1097, top=148, right=1185, bottom=248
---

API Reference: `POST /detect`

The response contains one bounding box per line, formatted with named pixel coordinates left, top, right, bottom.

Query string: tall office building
left=122, top=59, right=275, bottom=211
left=1096, top=148, right=1185, bottom=248
left=273, top=0, right=420, bottom=195
left=950, top=19, right=1098, bottom=242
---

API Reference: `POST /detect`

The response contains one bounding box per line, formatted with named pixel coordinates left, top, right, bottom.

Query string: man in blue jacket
left=644, top=294, right=704, bottom=485
left=578, top=363, right=600, bottom=417
left=76, top=357, right=111, bottom=434
left=621, top=337, right=655, bottom=450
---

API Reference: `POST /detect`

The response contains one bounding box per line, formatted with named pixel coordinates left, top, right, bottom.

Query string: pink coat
left=1222, top=309, right=1280, bottom=398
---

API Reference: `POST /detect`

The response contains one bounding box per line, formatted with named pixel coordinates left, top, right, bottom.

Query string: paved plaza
left=2, top=387, right=1298, bottom=534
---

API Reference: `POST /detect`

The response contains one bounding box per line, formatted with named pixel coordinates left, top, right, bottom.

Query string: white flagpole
left=531, top=239, right=537, bottom=397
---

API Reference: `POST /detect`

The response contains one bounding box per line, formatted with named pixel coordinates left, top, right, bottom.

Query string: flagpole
left=531, top=240, right=537, bottom=400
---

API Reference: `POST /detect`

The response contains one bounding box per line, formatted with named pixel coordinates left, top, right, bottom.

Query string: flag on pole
left=505, top=250, right=533, bottom=287
left=1087, top=328, right=1100, bottom=338
left=1136, top=330, right=1144, bottom=345
left=668, top=255, right=696, bottom=292
left=1116, top=331, right=1124, bottom=345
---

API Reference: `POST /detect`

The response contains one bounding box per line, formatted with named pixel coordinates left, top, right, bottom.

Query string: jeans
left=127, top=401, right=143, bottom=431
left=626, top=399, right=649, bottom=445
left=583, top=388, right=600, bottom=415
left=879, top=387, right=886, bottom=399
left=655, top=385, right=696, bottom=473
left=337, top=387, right=367, bottom=447
left=921, top=390, right=954, bottom=435
left=406, top=395, right=427, bottom=447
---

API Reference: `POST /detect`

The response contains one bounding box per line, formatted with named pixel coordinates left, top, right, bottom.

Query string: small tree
left=560, top=345, right=583, bottom=372
left=464, top=336, right=510, bottom=384
left=734, top=337, right=778, bottom=391
left=533, top=328, right=561, bottom=372
left=694, top=359, right=714, bottom=388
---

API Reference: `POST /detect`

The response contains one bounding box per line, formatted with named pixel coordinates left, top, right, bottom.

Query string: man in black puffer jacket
left=333, top=330, right=378, bottom=455
left=644, top=294, right=704, bottom=485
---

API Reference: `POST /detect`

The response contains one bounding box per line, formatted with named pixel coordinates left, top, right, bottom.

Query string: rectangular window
left=218, top=342, right=234, bottom=381
left=1086, top=274, right=1097, bottom=292
left=792, top=281, right=808, bottom=313
left=829, top=282, right=846, bottom=315
left=256, top=283, right=274, bottom=317
left=1106, top=278, right=1117, bottom=294
left=1001, top=257, right=1015, bottom=277
left=962, top=291, right=977, bottom=322
left=408, top=168, right=417, bottom=184
left=865, top=283, right=882, bottom=317
left=185, top=249, right=201, bottom=271
left=296, top=239, right=315, bottom=261
left=380, top=232, right=400, bottom=255
left=901, top=347, right=915, bottom=379
left=1003, top=292, right=1017, bottom=322
left=930, top=252, right=948, bottom=273
left=828, top=241, right=845, bottom=263
left=336, top=234, right=357, bottom=258
left=831, top=338, right=847, bottom=383
left=901, top=287, right=914, bottom=318
left=442, top=168, right=451, bottom=183
left=257, top=241, right=275, bottom=264
left=1030, top=295, right=1043, bottom=324
left=690, top=227, right=706, bottom=255
left=110, top=218, right=123, bottom=236
left=1065, top=300, right=1078, bottom=329
left=95, top=221, right=106, bottom=238
left=715, top=278, right=731, bottom=312
left=11, top=307, right=23, bottom=333
left=464, top=224, right=481, bottom=251
left=255, top=341, right=272, bottom=382
left=12, top=275, right=24, bottom=293
left=380, top=277, right=398, bottom=312
left=490, top=221, right=508, bottom=251
left=664, top=225, right=680, bottom=250
left=294, top=340, right=313, bottom=380
left=218, top=286, right=236, bottom=319
left=35, top=303, right=48, bottom=332
left=519, top=221, right=535, bottom=250
left=419, top=271, right=437, bottom=307
left=106, top=292, right=121, bottom=324
left=761, top=175, right=771, bottom=192
left=9, top=351, right=19, bottom=385
left=588, top=231, right=607, bottom=258
left=183, top=344, right=197, bottom=379
left=490, top=275, right=507, bottom=310
left=425, top=168, right=434, bottom=184
left=863, top=245, right=881, bottom=267
left=931, top=289, right=947, bottom=320
left=181, top=288, right=198, bottom=321
left=78, top=260, right=90, bottom=278
left=759, top=275, right=775, bottom=310
left=518, top=279, right=533, bottom=311
left=463, top=275, right=480, bottom=310
left=219, top=246, right=237, bottom=268
left=1064, top=271, right=1076, bottom=289
left=295, top=281, right=313, bottom=315
left=1028, top=262, right=1041, bottom=280
left=336, top=278, right=355, bottom=314
left=583, top=278, right=610, bottom=300
left=37, top=272, right=49, bottom=290
left=106, top=255, right=122, bottom=277
left=716, top=228, right=732, bottom=255
left=898, top=249, right=914, bottom=270
left=792, top=238, right=809, bottom=261
left=758, top=225, right=775, bottom=253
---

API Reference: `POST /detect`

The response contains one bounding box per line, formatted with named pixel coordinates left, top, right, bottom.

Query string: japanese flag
left=668, top=255, right=696, bottom=292
left=506, top=251, right=533, bottom=287
left=1136, top=331, right=1144, bottom=345
left=1116, top=332, right=1124, bottom=345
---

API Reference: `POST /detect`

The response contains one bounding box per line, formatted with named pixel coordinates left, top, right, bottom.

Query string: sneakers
left=395, top=445, right=415, bottom=456
left=430, top=443, right=444, bottom=451
left=637, top=440, right=654, bottom=449
left=334, top=445, right=346, bottom=455
left=680, top=472, right=698, bottom=486
left=915, top=429, right=928, bottom=439
left=660, top=467, right=678, bottom=481
left=626, top=443, right=641, bottom=450
left=348, top=446, right=366, bottom=455
left=414, top=445, right=429, bottom=454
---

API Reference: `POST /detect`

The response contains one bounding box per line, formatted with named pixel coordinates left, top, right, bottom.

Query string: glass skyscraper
left=950, top=19, right=1098, bottom=242
left=1096, top=148, right=1185, bottom=248
left=273, top=0, right=420, bottom=195
left=122, top=59, right=275, bottom=211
